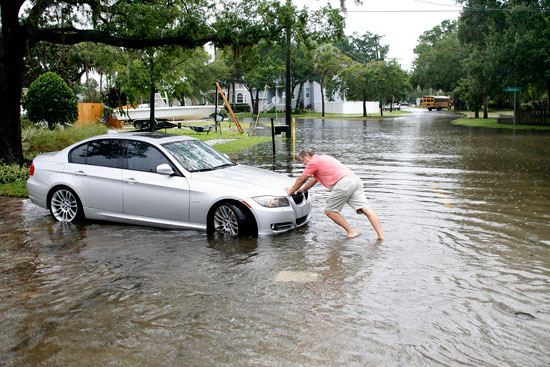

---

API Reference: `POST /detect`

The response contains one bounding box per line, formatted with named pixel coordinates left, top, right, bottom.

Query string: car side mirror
left=156, top=164, right=174, bottom=175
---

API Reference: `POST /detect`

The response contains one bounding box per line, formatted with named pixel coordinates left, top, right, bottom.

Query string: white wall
left=314, top=101, right=379, bottom=114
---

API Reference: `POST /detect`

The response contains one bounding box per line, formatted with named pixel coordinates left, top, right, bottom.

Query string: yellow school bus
left=422, top=96, right=451, bottom=111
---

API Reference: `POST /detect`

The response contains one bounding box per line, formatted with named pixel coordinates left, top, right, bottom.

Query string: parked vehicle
left=422, top=96, right=451, bottom=111
left=27, top=132, right=312, bottom=237
left=383, top=103, right=401, bottom=111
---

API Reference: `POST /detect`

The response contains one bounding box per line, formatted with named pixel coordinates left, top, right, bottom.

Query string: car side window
left=87, top=140, right=123, bottom=168
left=69, top=143, right=88, bottom=164
left=127, top=141, right=171, bottom=173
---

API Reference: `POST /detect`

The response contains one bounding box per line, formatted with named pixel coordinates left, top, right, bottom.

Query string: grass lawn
left=0, top=180, right=28, bottom=197
left=151, top=120, right=273, bottom=154
left=452, top=110, right=550, bottom=131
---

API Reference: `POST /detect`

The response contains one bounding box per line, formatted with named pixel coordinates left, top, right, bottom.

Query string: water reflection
left=1, top=109, right=549, bottom=366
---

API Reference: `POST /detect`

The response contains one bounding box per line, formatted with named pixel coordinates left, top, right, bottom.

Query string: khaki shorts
left=325, top=174, right=371, bottom=214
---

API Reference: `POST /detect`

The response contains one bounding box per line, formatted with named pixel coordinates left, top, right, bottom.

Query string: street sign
left=505, top=87, right=521, bottom=92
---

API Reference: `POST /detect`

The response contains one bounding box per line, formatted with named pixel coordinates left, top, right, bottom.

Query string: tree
left=25, top=72, right=78, bottom=129
left=23, top=42, right=84, bottom=91
left=0, top=0, right=280, bottom=165
left=335, top=31, right=388, bottom=63
left=313, top=44, right=347, bottom=116
left=456, top=1, right=550, bottom=113
left=341, top=61, right=378, bottom=116
left=368, top=60, right=410, bottom=116
left=273, top=1, right=345, bottom=126
left=411, top=20, right=467, bottom=93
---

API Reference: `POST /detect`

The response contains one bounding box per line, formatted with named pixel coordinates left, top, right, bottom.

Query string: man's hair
left=298, top=147, right=315, bottom=159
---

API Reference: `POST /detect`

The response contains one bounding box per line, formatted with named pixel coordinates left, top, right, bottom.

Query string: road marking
left=275, top=271, right=319, bottom=283
left=431, top=181, right=454, bottom=208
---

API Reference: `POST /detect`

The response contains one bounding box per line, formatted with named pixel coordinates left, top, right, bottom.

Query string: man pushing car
left=285, top=147, right=385, bottom=240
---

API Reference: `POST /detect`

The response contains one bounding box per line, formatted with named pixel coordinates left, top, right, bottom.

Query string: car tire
left=212, top=203, right=253, bottom=237
left=49, top=186, right=83, bottom=223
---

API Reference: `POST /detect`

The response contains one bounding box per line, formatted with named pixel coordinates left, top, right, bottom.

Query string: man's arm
left=299, top=178, right=317, bottom=193
left=285, top=174, right=310, bottom=195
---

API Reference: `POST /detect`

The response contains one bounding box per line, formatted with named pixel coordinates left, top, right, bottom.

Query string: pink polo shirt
left=303, top=154, right=352, bottom=189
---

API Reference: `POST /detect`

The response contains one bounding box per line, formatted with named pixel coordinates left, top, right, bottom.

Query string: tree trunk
left=285, top=23, right=292, bottom=130
left=0, top=3, right=27, bottom=165
left=248, top=87, right=256, bottom=116
left=227, top=84, right=231, bottom=108
left=85, top=59, right=92, bottom=102
left=483, top=95, right=488, bottom=119
left=320, top=76, right=326, bottom=117
left=254, top=89, right=260, bottom=116
left=149, top=81, right=155, bottom=130
left=379, top=101, right=384, bottom=117
left=232, top=81, right=236, bottom=109
left=363, top=98, right=367, bottom=117
left=294, top=83, right=303, bottom=111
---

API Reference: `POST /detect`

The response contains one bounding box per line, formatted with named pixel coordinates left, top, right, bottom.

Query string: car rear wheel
left=213, top=203, right=250, bottom=237
left=49, top=187, right=83, bottom=223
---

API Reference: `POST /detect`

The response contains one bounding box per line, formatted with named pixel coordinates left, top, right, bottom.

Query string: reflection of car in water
left=422, top=96, right=451, bottom=111
left=27, top=132, right=312, bottom=237
left=383, top=103, right=400, bottom=111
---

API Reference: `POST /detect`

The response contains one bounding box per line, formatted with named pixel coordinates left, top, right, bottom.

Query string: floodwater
left=1, top=108, right=549, bottom=366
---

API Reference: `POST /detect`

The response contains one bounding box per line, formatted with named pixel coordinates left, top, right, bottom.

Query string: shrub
left=227, top=103, right=250, bottom=113
left=520, top=102, right=534, bottom=111
left=24, top=72, right=79, bottom=129
left=0, top=162, right=29, bottom=184
left=22, top=124, right=108, bottom=155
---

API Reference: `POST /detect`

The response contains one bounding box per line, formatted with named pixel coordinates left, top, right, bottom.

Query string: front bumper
left=249, top=194, right=312, bottom=236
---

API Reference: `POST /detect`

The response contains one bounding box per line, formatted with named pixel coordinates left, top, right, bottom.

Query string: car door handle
left=125, top=178, right=138, bottom=184
left=74, top=170, right=87, bottom=176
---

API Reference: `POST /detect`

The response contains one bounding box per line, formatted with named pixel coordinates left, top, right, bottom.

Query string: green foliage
left=411, top=20, right=466, bottom=93
left=23, top=42, right=83, bottom=88
left=24, top=72, right=79, bottom=129
left=22, top=124, right=108, bottom=155
left=456, top=0, right=550, bottom=103
left=0, top=162, right=29, bottom=184
left=335, top=32, right=388, bottom=63
left=226, top=104, right=250, bottom=113
left=521, top=102, right=534, bottom=111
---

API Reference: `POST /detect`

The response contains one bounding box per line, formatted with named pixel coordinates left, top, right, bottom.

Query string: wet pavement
left=1, top=108, right=549, bottom=366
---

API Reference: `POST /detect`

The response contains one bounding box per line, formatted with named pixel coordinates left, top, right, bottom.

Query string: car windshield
left=162, top=140, right=235, bottom=172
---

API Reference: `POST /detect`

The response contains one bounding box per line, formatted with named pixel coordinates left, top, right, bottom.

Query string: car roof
left=89, top=131, right=197, bottom=144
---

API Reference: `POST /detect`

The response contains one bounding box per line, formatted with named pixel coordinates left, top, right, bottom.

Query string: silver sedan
left=27, top=132, right=312, bottom=236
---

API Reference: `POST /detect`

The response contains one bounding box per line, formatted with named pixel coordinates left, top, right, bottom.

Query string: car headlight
left=252, top=196, right=290, bottom=208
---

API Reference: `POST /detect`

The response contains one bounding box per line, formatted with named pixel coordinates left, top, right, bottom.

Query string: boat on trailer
left=113, top=93, right=216, bottom=121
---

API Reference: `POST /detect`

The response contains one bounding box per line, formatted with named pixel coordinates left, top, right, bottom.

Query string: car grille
left=291, top=191, right=308, bottom=205
left=296, top=215, right=308, bottom=226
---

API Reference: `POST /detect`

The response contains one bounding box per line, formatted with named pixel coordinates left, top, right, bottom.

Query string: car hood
left=190, top=164, right=295, bottom=197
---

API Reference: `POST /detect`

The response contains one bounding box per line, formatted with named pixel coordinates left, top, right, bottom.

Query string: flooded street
left=1, top=108, right=549, bottom=366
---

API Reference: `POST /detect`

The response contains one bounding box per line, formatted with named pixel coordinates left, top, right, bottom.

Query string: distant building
left=229, top=81, right=379, bottom=115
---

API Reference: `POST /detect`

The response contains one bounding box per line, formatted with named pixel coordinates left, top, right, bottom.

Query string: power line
left=346, top=8, right=549, bottom=13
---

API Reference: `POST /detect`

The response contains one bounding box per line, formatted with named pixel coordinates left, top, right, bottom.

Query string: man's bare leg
left=361, top=208, right=385, bottom=240
left=325, top=210, right=358, bottom=238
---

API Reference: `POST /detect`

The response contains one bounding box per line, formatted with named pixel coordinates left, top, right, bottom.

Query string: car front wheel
left=212, top=203, right=250, bottom=237
left=49, top=187, right=83, bottom=223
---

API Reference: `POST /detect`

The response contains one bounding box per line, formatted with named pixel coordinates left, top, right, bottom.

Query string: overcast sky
left=295, top=0, right=462, bottom=71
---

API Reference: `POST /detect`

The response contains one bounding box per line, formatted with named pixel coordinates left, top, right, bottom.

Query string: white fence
left=314, top=101, right=379, bottom=114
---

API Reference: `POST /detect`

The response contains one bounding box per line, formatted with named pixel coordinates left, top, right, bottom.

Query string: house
left=229, top=81, right=379, bottom=115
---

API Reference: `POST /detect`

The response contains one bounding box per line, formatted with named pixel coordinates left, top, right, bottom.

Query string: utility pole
left=284, top=0, right=293, bottom=139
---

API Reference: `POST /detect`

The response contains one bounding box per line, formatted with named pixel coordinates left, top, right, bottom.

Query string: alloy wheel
left=50, top=189, right=79, bottom=222
left=213, top=205, right=239, bottom=237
